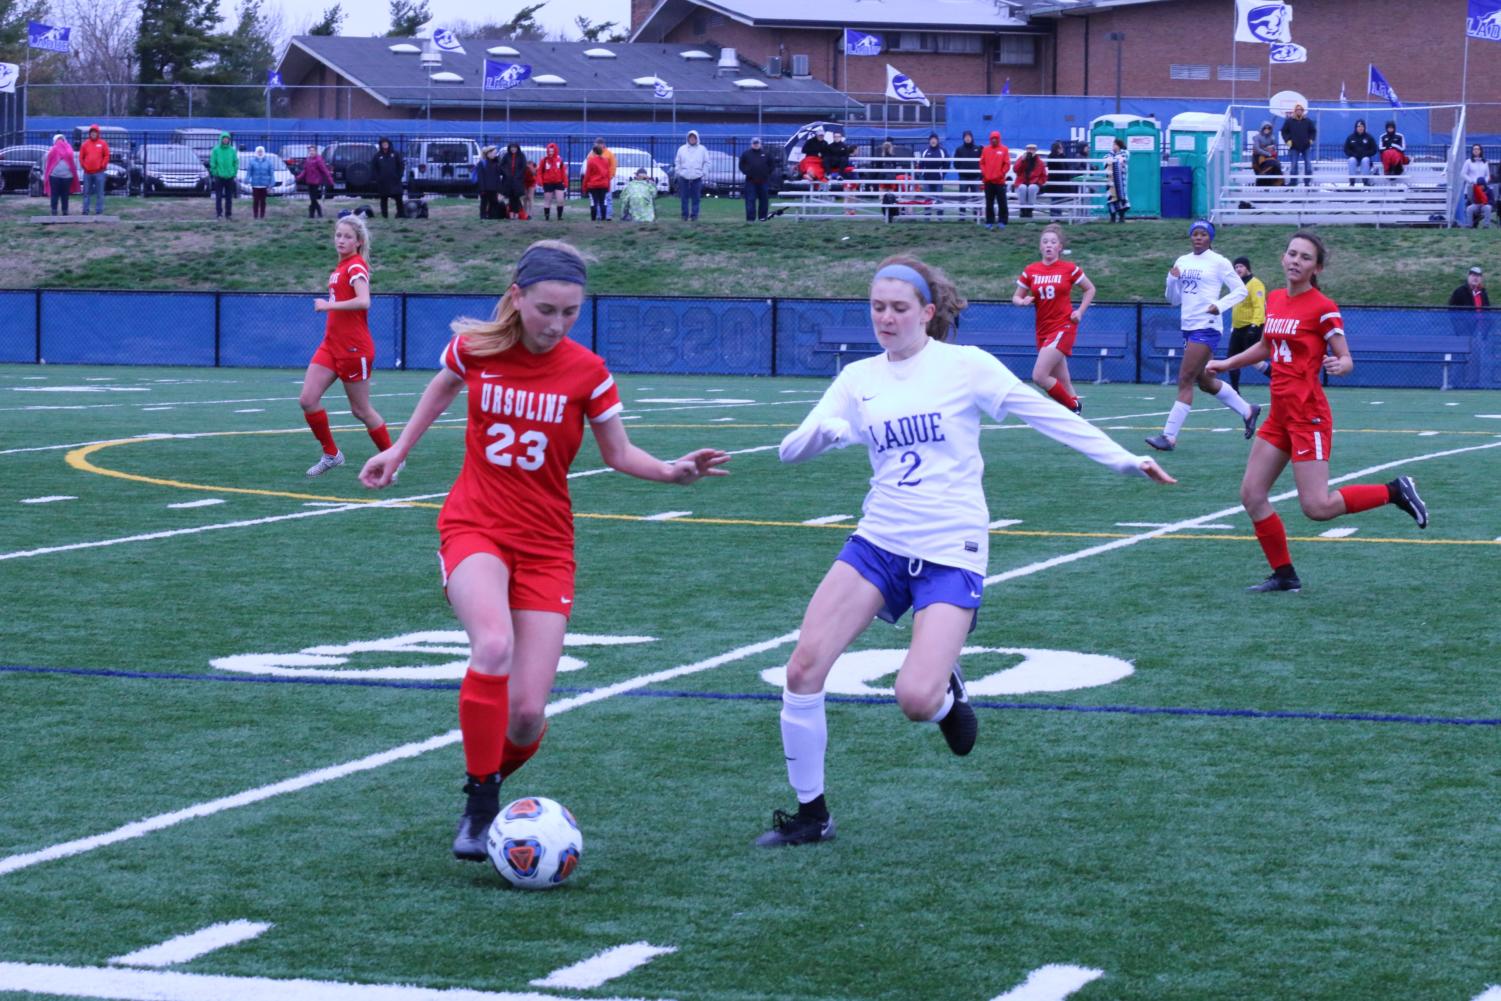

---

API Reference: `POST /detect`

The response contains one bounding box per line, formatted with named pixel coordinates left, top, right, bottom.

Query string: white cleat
left=306, top=451, right=345, bottom=477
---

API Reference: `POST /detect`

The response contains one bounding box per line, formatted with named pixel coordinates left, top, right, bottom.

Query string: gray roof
left=633, top=0, right=1028, bottom=39
left=279, top=37, right=858, bottom=115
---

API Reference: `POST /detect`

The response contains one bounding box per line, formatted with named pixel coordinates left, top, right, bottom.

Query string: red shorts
left=438, top=533, right=576, bottom=618
left=800, top=155, right=826, bottom=182
left=311, top=342, right=374, bottom=383
left=1036, top=325, right=1078, bottom=357
left=1257, top=408, right=1332, bottom=463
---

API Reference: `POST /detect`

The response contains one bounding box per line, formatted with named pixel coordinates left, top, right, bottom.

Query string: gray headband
left=515, top=246, right=587, bottom=288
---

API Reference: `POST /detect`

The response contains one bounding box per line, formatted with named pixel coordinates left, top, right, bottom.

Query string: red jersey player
left=359, top=240, right=730, bottom=862
left=1012, top=224, right=1095, bottom=414
left=299, top=216, right=395, bottom=477
left=1208, top=231, right=1427, bottom=593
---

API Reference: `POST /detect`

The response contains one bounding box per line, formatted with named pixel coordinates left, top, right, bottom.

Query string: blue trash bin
left=1160, top=165, right=1192, bottom=219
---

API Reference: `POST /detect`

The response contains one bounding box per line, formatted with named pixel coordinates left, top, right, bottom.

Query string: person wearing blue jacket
left=918, top=132, right=949, bottom=216
left=246, top=146, right=276, bottom=219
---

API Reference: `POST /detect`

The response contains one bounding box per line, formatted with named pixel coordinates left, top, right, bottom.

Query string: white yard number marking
left=991, top=964, right=1104, bottom=1001
left=211, top=630, right=656, bottom=681
left=484, top=422, right=549, bottom=471
left=761, top=647, right=1132, bottom=695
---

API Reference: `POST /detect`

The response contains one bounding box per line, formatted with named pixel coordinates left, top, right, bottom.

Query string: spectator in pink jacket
left=42, top=134, right=82, bottom=217
left=297, top=145, right=335, bottom=218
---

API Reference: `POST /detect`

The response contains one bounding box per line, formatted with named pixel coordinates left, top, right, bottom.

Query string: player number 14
left=1270, top=340, right=1293, bottom=364
left=484, top=422, right=548, bottom=471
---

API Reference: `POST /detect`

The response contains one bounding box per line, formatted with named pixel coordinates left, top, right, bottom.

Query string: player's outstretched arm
left=779, top=377, right=858, bottom=463
left=360, top=368, right=465, bottom=488
left=592, top=416, right=730, bottom=484
left=1000, top=383, right=1175, bottom=483
left=1206, top=336, right=1271, bottom=376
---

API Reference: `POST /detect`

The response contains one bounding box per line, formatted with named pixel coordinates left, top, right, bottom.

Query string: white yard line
left=1116, top=521, right=1233, bottom=530
left=0, top=392, right=420, bottom=414
left=109, top=922, right=273, bottom=968
left=19, top=496, right=76, bottom=504
left=642, top=511, right=692, bottom=522
left=528, top=944, right=677, bottom=990
left=989, top=964, right=1105, bottom=1001
left=989, top=519, right=1023, bottom=529
left=802, top=514, right=853, bottom=526
left=1318, top=526, right=1360, bottom=538
left=167, top=499, right=225, bottom=510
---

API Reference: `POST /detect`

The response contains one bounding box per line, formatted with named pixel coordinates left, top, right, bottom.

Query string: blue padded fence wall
left=1, top=290, right=1496, bottom=390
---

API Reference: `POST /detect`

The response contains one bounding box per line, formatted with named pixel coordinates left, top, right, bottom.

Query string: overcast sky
left=278, top=0, right=635, bottom=41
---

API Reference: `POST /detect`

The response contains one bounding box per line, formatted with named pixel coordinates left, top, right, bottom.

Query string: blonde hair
left=874, top=254, right=967, bottom=341
left=335, top=215, right=371, bottom=259
left=1040, top=223, right=1067, bottom=249
left=451, top=240, right=589, bottom=358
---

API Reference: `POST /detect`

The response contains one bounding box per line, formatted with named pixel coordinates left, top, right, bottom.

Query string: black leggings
left=984, top=182, right=1009, bottom=224
left=307, top=192, right=323, bottom=217
left=588, top=188, right=607, bottom=220
left=1227, top=325, right=1262, bottom=391
left=379, top=194, right=406, bottom=218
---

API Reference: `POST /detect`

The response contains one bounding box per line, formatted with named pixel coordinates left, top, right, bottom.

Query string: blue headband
left=1189, top=220, right=1215, bottom=240
left=515, top=246, right=588, bottom=288
left=873, top=264, right=932, bottom=304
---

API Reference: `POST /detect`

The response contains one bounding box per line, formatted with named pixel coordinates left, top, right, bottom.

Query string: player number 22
left=484, top=422, right=548, bottom=471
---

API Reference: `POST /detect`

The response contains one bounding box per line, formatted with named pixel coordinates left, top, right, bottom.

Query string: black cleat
left=1389, top=476, right=1428, bottom=529
left=755, top=808, right=836, bottom=847
left=1144, top=433, right=1176, bottom=452
left=1070, top=399, right=1084, bottom=417
left=452, top=774, right=501, bottom=862
left=1243, top=402, right=1263, bottom=439
left=1247, top=572, right=1302, bottom=593
left=937, top=664, right=978, bottom=757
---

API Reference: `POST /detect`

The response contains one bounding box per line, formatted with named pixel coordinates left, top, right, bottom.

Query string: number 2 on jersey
left=484, top=422, right=548, bottom=471
left=896, top=450, right=923, bottom=486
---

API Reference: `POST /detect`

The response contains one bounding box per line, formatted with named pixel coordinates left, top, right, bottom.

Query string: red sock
left=499, top=723, right=547, bottom=779
left=368, top=423, right=392, bottom=451
left=1252, top=512, right=1292, bottom=570
left=303, top=408, right=338, bottom=456
left=1338, top=483, right=1390, bottom=515
left=458, top=670, right=510, bottom=778
left=1044, top=381, right=1077, bottom=409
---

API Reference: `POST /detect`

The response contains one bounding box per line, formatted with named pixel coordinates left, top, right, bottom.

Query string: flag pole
left=22, top=49, right=30, bottom=140
left=842, top=29, right=848, bottom=110
left=480, top=84, right=486, bottom=145
left=1461, top=35, right=1470, bottom=112
left=1230, top=2, right=1238, bottom=105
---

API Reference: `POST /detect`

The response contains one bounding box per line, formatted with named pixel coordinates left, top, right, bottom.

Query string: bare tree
left=54, top=0, right=141, bottom=115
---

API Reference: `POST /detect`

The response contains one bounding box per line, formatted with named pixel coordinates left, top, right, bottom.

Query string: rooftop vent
left=534, top=73, right=567, bottom=85
left=584, top=47, right=616, bottom=58
left=388, top=43, right=421, bottom=54
left=717, top=47, right=739, bottom=75
left=419, top=38, right=441, bottom=70
left=430, top=71, right=463, bottom=82
left=486, top=45, right=519, bottom=56
left=733, top=77, right=768, bottom=88
left=680, top=49, right=712, bottom=60
left=632, top=75, right=663, bottom=87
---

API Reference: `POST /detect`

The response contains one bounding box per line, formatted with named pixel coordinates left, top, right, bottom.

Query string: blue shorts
left=1183, top=329, right=1222, bottom=349
left=836, top=534, right=982, bottom=629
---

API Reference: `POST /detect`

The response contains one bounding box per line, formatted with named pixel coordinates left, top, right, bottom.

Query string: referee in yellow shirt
left=1228, top=256, right=1268, bottom=392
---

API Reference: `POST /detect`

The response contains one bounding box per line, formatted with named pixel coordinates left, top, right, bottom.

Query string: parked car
left=320, top=141, right=381, bottom=194
left=171, top=127, right=226, bottom=166
left=129, top=144, right=210, bottom=196
left=278, top=144, right=310, bottom=176
left=71, top=125, right=132, bottom=192
left=0, top=145, right=49, bottom=195
left=407, top=137, right=479, bottom=195
left=236, top=151, right=297, bottom=197
left=568, top=146, right=668, bottom=194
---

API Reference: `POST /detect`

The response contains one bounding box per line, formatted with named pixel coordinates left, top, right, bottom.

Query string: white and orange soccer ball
left=486, top=796, right=583, bottom=889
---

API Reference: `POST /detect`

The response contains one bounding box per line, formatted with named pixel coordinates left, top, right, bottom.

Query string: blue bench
left=955, top=326, right=1131, bottom=384
left=813, top=326, right=880, bottom=370
left=1350, top=333, right=1473, bottom=390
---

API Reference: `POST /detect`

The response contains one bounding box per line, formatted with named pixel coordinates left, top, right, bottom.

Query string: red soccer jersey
left=437, top=333, right=623, bottom=557
left=1017, top=260, right=1085, bottom=339
left=1262, top=286, right=1344, bottom=422
left=323, top=255, right=373, bottom=353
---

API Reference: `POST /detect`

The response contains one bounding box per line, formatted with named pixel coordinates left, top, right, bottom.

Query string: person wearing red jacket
left=538, top=143, right=567, bottom=220
left=1012, top=143, right=1048, bottom=219
left=979, top=131, right=1011, bottom=230
left=582, top=140, right=613, bottom=221
left=78, top=124, right=110, bottom=215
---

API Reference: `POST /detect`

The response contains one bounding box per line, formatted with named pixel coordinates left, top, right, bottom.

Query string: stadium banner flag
left=27, top=20, right=72, bottom=52
left=1468, top=0, right=1501, bottom=41
left=266, top=69, right=284, bottom=88
left=1339, top=81, right=1348, bottom=107
left=843, top=29, right=883, bottom=56
left=1002, top=78, right=1011, bottom=95
left=653, top=78, right=673, bottom=99
left=1234, top=0, right=1292, bottom=43
left=0, top=62, right=18, bottom=94
left=885, top=64, right=930, bottom=106
left=1268, top=42, right=1307, bottom=63
left=1368, top=63, right=1401, bottom=107
left=483, top=60, right=531, bottom=92
left=432, top=27, right=466, bottom=54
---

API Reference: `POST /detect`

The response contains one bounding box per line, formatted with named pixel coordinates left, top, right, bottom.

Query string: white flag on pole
left=1234, top=0, right=1292, bottom=43
left=884, top=64, right=930, bottom=107
left=1268, top=42, right=1307, bottom=63
left=431, top=27, right=466, bottom=54
left=0, top=62, right=18, bottom=94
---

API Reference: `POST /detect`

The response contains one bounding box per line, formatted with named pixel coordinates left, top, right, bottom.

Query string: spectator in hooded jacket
left=1379, top=121, right=1407, bottom=177
left=1012, top=143, right=1048, bottom=219
left=370, top=137, right=405, bottom=218
left=798, top=128, right=828, bottom=184
left=475, top=146, right=503, bottom=220
left=979, top=130, right=1010, bottom=229
left=42, top=134, right=81, bottom=216
left=538, top=143, right=567, bottom=220
left=739, top=136, right=773, bottom=222
left=247, top=146, right=276, bottom=219
left=620, top=167, right=657, bottom=222
left=298, top=145, right=334, bottom=218
left=1280, top=103, right=1316, bottom=188
left=583, top=139, right=613, bottom=221
left=78, top=124, right=110, bottom=215
left=1460, top=144, right=1490, bottom=222
left=498, top=143, right=529, bottom=219
left=1251, top=121, right=1281, bottom=186
left=674, top=129, right=710, bottom=221
left=595, top=137, right=618, bottom=218
left=952, top=129, right=982, bottom=217
left=208, top=131, right=239, bottom=219
left=1343, top=120, right=1377, bottom=186
left=918, top=132, right=948, bottom=216
left=1465, top=181, right=1492, bottom=229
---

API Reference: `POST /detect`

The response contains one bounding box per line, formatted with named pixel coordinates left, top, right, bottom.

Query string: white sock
left=927, top=689, right=956, bottom=723
left=1164, top=401, right=1191, bottom=441
left=1213, top=383, right=1253, bottom=419
left=780, top=688, right=827, bottom=804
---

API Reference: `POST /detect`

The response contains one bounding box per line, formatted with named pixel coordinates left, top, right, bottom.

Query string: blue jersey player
left=757, top=255, right=1176, bottom=847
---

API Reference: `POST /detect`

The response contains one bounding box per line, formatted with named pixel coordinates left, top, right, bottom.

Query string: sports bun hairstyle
left=451, top=240, right=589, bottom=358
left=1040, top=222, right=1067, bottom=248
left=875, top=254, right=968, bottom=341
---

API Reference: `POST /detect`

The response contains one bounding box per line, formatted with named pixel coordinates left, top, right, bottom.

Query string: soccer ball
left=486, top=796, right=583, bottom=890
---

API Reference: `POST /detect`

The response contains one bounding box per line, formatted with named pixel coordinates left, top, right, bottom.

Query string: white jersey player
left=755, top=256, right=1176, bottom=848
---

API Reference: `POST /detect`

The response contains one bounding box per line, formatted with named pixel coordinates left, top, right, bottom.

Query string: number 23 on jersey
left=485, top=422, right=549, bottom=470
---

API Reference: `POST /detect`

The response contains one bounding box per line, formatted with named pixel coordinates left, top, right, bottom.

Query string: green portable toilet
left=1089, top=114, right=1161, bottom=217
left=1167, top=112, right=1241, bottom=219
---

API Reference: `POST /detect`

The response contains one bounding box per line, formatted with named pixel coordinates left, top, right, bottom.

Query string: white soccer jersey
left=780, top=339, right=1147, bottom=575
left=1165, top=249, right=1247, bottom=333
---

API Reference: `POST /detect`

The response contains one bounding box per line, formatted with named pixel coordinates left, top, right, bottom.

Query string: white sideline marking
left=990, top=964, right=1104, bottom=1001
left=13, top=385, right=150, bottom=393
left=1470, top=988, right=1501, bottom=1001
left=19, top=495, right=76, bottom=504
left=1117, top=521, right=1233, bottom=530
left=1319, top=526, right=1359, bottom=538
left=0, top=632, right=797, bottom=877
left=110, top=921, right=273, bottom=968
left=0, top=963, right=665, bottom=1001
left=1418, top=431, right=1439, bottom=437
left=709, top=417, right=735, bottom=422
left=529, top=943, right=677, bottom=989
left=0, top=392, right=418, bottom=414
left=167, top=499, right=225, bottom=510
left=302, top=502, right=350, bottom=508
left=233, top=409, right=265, bottom=414
left=0, top=434, right=174, bottom=456
left=989, top=518, right=1023, bottom=529
left=802, top=514, right=853, bottom=525
left=1369, top=401, right=1385, bottom=405
left=1210, top=427, right=1231, bottom=433
left=1446, top=402, right=1459, bottom=406
left=642, top=510, right=692, bottom=521
left=1477, top=414, right=1501, bottom=419
left=142, top=406, right=175, bottom=412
